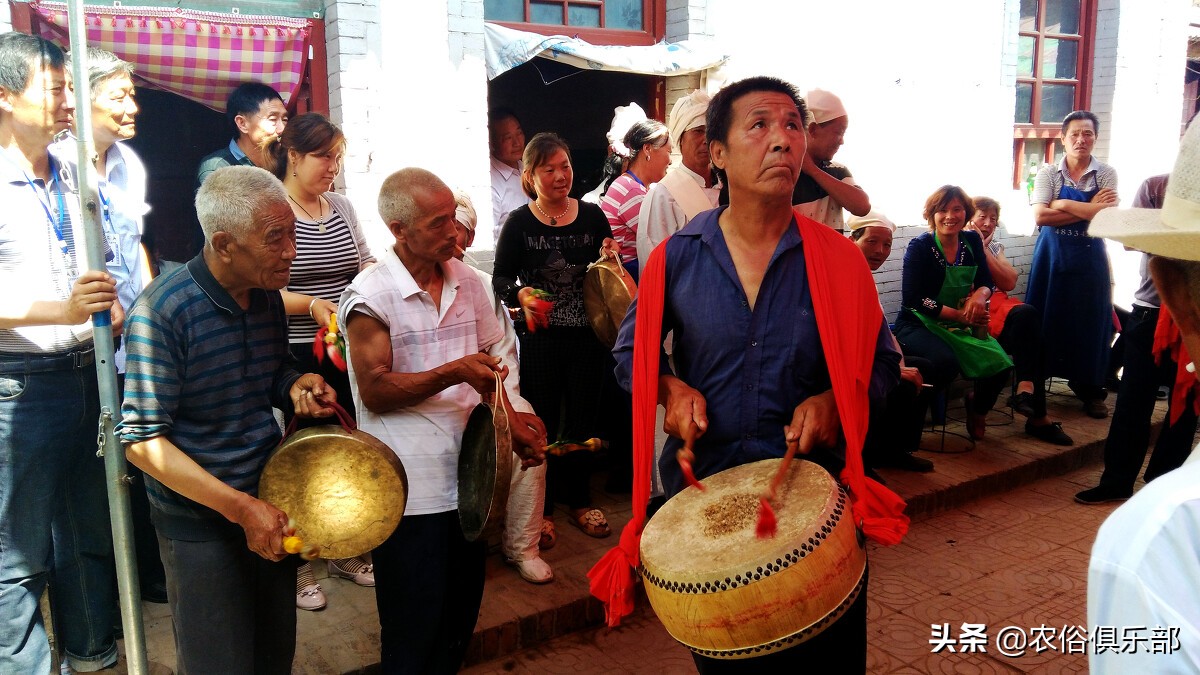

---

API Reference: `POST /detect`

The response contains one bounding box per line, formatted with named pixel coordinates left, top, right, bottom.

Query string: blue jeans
left=0, top=351, right=117, bottom=673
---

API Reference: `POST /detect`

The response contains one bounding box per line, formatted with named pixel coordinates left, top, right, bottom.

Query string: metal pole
left=63, top=3, right=149, bottom=673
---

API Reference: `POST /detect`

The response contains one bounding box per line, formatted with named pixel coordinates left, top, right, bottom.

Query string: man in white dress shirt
left=488, top=107, right=528, bottom=244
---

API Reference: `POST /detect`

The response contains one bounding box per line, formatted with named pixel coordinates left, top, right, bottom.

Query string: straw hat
left=1091, top=120, right=1200, bottom=261
left=847, top=211, right=896, bottom=233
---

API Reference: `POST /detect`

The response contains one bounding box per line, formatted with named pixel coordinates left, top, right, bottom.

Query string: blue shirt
left=613, top=207, right=901, bottom=496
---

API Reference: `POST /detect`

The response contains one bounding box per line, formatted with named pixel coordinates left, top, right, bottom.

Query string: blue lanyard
left=18, top=156, right=70, bottom=256
left=98, top=184, right=113, bottom=231
left=625, top=170, right=645, bottom=187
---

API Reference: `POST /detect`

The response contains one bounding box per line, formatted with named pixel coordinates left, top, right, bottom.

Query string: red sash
left=1153, top=307, right=1200, bottom=425
left=587, top=210, right=909, bottom=627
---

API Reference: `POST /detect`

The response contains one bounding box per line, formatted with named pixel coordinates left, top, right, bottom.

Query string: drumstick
left=756, top=435, right=801, bottom=539
left=677, top=425, right=705, bottom=492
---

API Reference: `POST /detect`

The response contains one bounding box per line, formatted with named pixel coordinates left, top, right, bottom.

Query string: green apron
left=911, top=237, right=1013, bottom=379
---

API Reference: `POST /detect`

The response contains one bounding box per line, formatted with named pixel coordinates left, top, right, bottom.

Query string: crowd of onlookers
left=6, top=24, right=1197, bottom=675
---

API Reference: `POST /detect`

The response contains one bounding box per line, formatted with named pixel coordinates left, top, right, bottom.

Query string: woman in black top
left=493, top=133, right=617, bottom=543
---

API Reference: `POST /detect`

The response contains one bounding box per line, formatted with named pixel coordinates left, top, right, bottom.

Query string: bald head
left=378, top=167, right=452, bottom=230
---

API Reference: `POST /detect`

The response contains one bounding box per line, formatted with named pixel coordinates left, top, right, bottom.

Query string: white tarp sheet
left=484, top=22, right=727, bottom=80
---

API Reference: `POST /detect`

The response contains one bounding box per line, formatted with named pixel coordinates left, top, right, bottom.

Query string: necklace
left=288, top=193, right=327, bottom=232
left=533, top=198, right=570, bottom=226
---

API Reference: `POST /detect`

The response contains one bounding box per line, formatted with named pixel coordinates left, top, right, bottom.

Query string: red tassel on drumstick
left=756, top=434, right=801, bottom=539
left=677, top=425, right=704, bottom=492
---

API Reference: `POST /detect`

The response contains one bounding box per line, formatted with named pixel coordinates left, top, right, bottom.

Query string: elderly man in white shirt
left=636, top=89, right=721, bottom=268
left=1086, top=119, right=1200, bottom=674
left=488, top=107, right=528, bottom=244
left=341, top=168, right=546, bottom=674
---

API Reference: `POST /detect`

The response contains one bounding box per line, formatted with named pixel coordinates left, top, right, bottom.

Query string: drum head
left=458, top=402, right=512, bottom=541
left=583, top=258, right=636, bottom=348
left=259, top=424, right=408, bottom=559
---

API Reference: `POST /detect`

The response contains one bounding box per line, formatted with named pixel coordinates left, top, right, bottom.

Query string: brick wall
left=874, top=224, right=1038, bottom=322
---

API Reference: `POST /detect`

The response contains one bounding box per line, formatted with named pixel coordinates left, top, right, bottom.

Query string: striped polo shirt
left=117, top=254, right=300, bottom=540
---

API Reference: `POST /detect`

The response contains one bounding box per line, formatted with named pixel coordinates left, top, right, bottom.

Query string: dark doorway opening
left=487, top=61, right=663, bottom=199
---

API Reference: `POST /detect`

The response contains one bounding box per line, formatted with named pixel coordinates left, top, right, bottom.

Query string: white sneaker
left=507, top=557, right=554, bottom=584
left=327, top=557, right=375, bottom=587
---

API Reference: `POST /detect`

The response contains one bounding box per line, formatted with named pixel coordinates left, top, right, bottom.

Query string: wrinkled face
left=678, top=126, right=709, bottom=176
left=968, top=207, right=999, bottom=239
left=528, top=148, right=573, bottom=202
left=490, top=116, right=525, bottom=168
left=932, top=198, right=968, bottom=238
left=641, top=139, right=673, bottom=184
left=0, top=62, right=75, bottom=141
left=710, top=91, right=807, bottom=200
left=806, top=115, right=847, bottom=163
left=230, top=199, right=297, bottom=290
left=855, top=226, right=893, bottom=271
left=91, top=73, right=137, bottom=146
left=237, top=98, right=287, bottom=147
left=291, top=142, right=344, bottom=195
left=1061, top=119, right=1096, bottom=163
left=396, top=185, right=459, bottom=264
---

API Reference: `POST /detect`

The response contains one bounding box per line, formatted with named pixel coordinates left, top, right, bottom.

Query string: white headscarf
left=668, top=89, right=711, bottom=149
left=606, top=102, right=649, bottom=158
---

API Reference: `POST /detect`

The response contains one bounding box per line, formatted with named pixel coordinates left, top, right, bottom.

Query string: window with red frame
left=1013, top=0, right=1097, bottom=189
left=485, top=0, right=663, bottom=46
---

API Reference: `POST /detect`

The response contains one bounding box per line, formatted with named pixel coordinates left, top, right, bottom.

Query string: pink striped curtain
left=31, top=1, right=311, bottom=111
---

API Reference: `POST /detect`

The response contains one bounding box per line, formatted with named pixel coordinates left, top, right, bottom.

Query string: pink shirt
left=600, top=172, right=648, bottom=264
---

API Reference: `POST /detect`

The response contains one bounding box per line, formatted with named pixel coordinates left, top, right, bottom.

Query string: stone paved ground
left=105, top=387, right=1174, bottom=673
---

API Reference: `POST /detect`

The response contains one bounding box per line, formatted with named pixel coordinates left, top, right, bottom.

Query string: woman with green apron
left=895, top=185, right=1013, bottom=440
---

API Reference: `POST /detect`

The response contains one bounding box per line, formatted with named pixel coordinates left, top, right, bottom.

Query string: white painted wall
left=0, top=4, right=12, bottom=33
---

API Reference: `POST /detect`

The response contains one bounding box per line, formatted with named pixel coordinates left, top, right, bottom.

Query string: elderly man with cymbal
left=118, top=165, right=337, bottom=675
left=340, top=168, right=547, bottom=674
left=595, top=76, right=907, bottom=673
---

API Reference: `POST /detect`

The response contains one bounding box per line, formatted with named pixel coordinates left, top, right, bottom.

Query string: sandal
left=570, top=508, right=612, bottom=538
left=539, top=518, right=557, bottom=550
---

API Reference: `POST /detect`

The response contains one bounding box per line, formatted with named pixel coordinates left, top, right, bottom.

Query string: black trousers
left=373, top=511, right=486, bottom=675
left=864, top=356, right=935, bottom=464
left=1098, top=305, right=1199, bottom=491
left=286, top=341, right=356, bottom=427
left=691, top=565, right=868, bottom=674
left=518, top=326, right=607, bottom=514
left=995, top=303, right=1049, bottom=417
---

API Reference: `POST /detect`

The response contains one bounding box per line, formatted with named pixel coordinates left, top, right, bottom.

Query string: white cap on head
left=1091, top=119, right=1200, bottom=260
left=668, top=89, right=711, bottom=149
left=607, top=102, right=648, bottom=158
left=805, top=88, right=847, bottom=125
left=847, top=211, right=896, bottom=233
left=453, top=190, right=477, bottom=232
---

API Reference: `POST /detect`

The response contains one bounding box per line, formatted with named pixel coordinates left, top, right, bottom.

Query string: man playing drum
left=604, top=76, right=905, bottom=673
left=339, top=168, right=547, bottom=674
left=118, top=165, right=338, bottom=675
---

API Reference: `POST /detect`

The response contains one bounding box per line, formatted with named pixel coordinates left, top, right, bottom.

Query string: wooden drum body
left=639, top=458, right=866, bottom=659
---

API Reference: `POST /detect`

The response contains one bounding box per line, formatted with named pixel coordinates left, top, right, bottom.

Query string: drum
left=259, top=403, right=408, bottom=560
left=583, top=255, right=636, bottom=348
left=639, top=458, right=866, bottom=659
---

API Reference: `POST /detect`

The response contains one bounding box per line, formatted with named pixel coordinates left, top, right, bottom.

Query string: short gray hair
left=378, top=167, right=449, bottom=228
left=195, top=166, right=288, bottom=242
left=67, top=47, right=133, bottom=100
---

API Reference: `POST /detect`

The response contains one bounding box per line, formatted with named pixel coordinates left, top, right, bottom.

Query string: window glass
left=1044, top=0, right=1080, bottom=35
left=530, top=1, right=564, bottom=24
left=568, top=4, right=601, bottom=26
left=1041, top=38, right=1078, bottom=79
left=1040, top=83, right=1076, bottom=123
left=1015, top=83, right=1034, bottom=124
left=1018, top=36, right=1036, bottom=78
left=485, top=0, right=524, bottom=21
left=1020, top=0, right=1038, bottom=32
left=605, top=0, right=644, bottom=30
